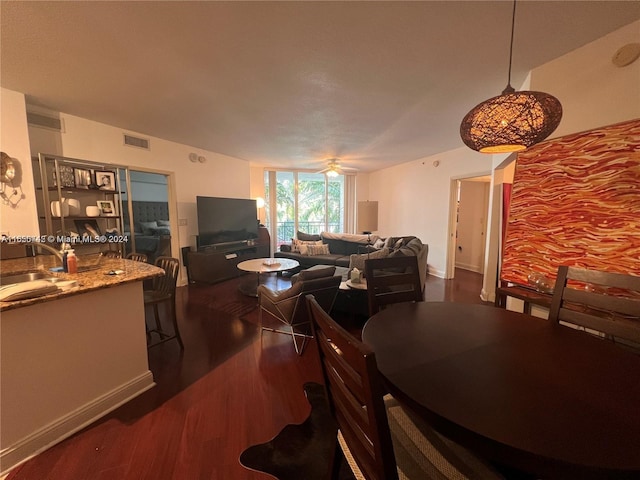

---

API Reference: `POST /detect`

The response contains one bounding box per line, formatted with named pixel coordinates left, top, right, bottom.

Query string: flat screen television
left=196, top=196, right=258, bottom=249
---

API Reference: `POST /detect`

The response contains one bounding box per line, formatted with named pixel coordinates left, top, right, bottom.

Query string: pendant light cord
left=504, top=0, right=517, bottom=93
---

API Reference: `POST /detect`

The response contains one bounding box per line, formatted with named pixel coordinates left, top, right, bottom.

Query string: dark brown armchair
left=258, top=267, right=341, bottom=355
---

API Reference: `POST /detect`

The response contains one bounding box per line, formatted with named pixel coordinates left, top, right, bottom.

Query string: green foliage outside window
left=264, top=171, right=344, bottom=243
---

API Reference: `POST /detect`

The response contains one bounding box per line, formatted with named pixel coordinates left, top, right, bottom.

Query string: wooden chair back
left=151, top=256, right=180, bottom=298
left=126, top=252, right=148, bottom=263
left=307, top=294, right=398, bottom=480
left=548, top=266, right=640, bottom=344
left=365, top=255, right=423, bottom=315
left=144, top=256, right=183, bottom=350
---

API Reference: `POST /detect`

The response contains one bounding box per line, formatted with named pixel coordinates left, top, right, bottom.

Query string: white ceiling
left=2, top=1, right=639, bottom=173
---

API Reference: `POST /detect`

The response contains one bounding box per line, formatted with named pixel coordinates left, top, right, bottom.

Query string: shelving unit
left=34, top=154, right=126, bottom=256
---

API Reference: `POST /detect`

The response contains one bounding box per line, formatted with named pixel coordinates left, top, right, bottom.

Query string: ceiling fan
left=316, top=158, right=357, bottom=177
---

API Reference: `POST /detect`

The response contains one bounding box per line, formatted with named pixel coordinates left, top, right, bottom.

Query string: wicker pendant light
left=460, top=0, right=562, bottom=153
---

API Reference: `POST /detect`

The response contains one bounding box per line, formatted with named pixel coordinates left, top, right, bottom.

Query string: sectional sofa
left=275, top=231, right=429, bottom=289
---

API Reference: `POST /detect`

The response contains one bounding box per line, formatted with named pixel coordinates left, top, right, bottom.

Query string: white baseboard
left=480, top=288, right=495, bottom=303
left=427, top=267, right=446, bottom=278
left=0, top=371, right=155, bottom=476
left=454, top=262, right=483, bottom=274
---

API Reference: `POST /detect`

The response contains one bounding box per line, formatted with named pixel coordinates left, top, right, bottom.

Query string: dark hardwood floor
left=6, top=269, right=487, bottom=480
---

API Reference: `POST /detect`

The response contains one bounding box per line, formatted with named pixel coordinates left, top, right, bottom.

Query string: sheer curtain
left=344, top=174, right=357, bottom=234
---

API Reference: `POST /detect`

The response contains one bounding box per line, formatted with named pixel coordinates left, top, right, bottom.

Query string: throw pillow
left=297, top=231, right=322, bottom=242
left=138, top=221, right=158, bottom=235
left=157, top=219, right=171, bottom=227
left=348, top=247, right=390, bottom=276
left=292, top=238, right=323, bottom=252
left=372, top=238, right=386, bottom=249
left=291, top=265, right=336, bottom=285
left=299, top=243, right=330, bottom=256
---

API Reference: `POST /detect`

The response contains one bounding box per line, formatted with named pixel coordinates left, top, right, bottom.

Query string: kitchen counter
left=0, top=255, right=163, bottom=311
left=1, top=254, right=164, bottom=474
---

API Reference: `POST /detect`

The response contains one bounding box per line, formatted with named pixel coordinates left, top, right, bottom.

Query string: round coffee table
left=236, top=258, right=300, bottom=296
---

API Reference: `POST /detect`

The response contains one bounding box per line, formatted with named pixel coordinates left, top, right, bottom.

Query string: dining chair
left=101, top=250, right=122, bottom=259
left=306, top=294, right=504, bottom=480
left=364, top=255, right=423, bottom=315
left=126, top=252, right=148, bottom=263
left=144, top=256, right=183, bottom=349
left=549, top=266, right=640, bottom=345
left=258, top=272, right=341, bottom=355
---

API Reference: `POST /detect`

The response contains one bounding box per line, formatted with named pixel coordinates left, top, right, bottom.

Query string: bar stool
left=126, top=252, right=148, bottom=263
left=144, top=256, right=183, bottom=349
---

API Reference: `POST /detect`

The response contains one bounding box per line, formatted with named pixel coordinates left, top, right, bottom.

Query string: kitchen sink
left=0, top=271, right=58, bottom=286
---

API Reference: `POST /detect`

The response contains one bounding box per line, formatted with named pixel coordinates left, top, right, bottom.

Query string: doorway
left=119, top=169, right=173, bottom=263
left=446, top=174, right=491, bottom=279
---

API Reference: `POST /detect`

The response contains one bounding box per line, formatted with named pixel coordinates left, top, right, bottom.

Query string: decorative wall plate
left=1, top=152, right=15, bottom=184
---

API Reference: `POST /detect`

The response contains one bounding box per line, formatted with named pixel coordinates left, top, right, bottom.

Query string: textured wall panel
left=501, top=119, right=640, bottom=286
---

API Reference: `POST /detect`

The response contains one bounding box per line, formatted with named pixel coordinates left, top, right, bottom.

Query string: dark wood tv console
left=186, top=226, right=270, bottom=284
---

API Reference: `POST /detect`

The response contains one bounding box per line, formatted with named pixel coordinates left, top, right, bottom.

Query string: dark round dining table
left=361, top=301, right=640, bottom=480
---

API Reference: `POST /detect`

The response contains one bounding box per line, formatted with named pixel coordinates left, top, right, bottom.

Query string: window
left=264, top=170, right=353, bottom=248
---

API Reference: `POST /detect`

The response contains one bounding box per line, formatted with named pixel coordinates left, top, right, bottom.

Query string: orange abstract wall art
left=501, top=118, right=640, bottom=287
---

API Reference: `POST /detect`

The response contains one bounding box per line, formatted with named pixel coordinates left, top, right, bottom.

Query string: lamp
left=357, top=201, right=378, bottom=248
left=460, top=0, right=562, bottom=153
left=255, top=197, right=265, bottom=225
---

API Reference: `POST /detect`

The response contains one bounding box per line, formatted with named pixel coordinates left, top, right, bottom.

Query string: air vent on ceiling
left=123, top=133, right=150, bottom=150
left=26, top=112, right=64, bottom=132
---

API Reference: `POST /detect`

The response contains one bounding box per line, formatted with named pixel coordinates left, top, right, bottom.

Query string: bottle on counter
left=66, top=249, right=78, bottom=274
left=61, top=243, right=70, bottom=272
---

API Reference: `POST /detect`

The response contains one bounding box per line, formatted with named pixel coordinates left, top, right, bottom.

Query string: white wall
left=29, top=110, right=250, bottom=209
left=369, top=21, right=640, bottom=285
left=249, top=165, right=266, bottom=224
left=25, top=110, right=251, bottom=282
left=369, top=148, right=492, bottom=277
left=532, top=19, right=640, bottom=139
left=0, top=89, right=39, bottom=237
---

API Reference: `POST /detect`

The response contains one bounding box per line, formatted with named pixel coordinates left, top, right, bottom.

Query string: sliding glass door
left=119, top=169, right=172, bottom=263
left=264, top=170, right=350, bottom=249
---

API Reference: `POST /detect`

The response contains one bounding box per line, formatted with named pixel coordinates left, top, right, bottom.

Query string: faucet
left=31, top=242, right=64, bottom=262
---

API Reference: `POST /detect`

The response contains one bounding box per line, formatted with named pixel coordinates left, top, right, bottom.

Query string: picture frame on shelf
left=52, top=165, right=75, bottom=188
left=95, top=171, right=116, bottom=191
left=74, top=219, right=101, bottom=239
left=97, top=200, right=116, bottom=216
left=74, top=168, right=92, bottom=189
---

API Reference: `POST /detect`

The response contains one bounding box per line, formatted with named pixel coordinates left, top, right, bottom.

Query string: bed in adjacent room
left=124, top=201, right=172, bottom=263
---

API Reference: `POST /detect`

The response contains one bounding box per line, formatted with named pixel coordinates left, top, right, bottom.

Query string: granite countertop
left=0, top=255, right=164, bottom=312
